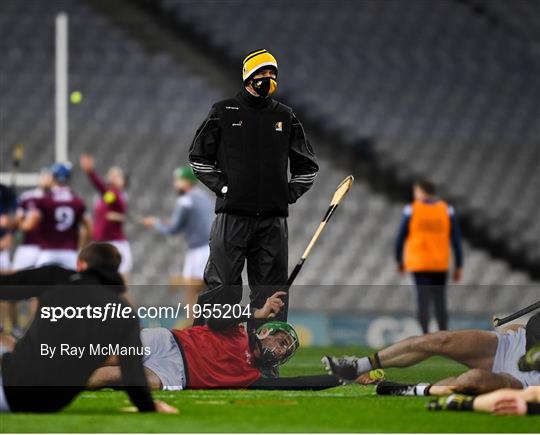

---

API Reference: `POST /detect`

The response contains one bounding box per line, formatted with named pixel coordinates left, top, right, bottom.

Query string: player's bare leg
left=27, top=297, right=39, bottom=324
left=120, top=290, right=136, bottom=308
left=375, top=330, right=498, bottom=370
left=430, top=369, right=523, bottom=395
left=169, top=276, right=205, bottom=306
left=169, top=276, right=206, bottom=325
left=183, top=277, right=205, bottom=309
left=87, top=366, right=122, bottom=388
left=0, top=301, right=21, bottom=336
left=88, top=366, right=162, bottom=390
left=323, top=330, right=499, bottom=383
left=0, top=331, right=15, bottom=355
left=7, top=302, right=21, bottom=336
left=121, top=273, right=130, bottom=286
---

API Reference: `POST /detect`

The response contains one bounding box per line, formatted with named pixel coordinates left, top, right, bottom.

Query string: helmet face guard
left=255, top=321, right=299, bottom=368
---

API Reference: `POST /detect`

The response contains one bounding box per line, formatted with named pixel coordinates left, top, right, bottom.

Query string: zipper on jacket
left=256, top=111, right=263, bottom=216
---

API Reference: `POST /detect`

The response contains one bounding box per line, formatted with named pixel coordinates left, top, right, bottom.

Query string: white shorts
left=36, top=249, right=77, bottom=270
left=492, top=328, right=540, bottom=387
left=0, top=251, right=10, bottom=271
left=140, top=328, right=186, bottom=391
left=106, top=240, right=132, bottom=274
left=0, top=369, right=10, bottom=412
left=12, top=245, right=40, bottom=270
left=183, top=245, right=209, bottom=280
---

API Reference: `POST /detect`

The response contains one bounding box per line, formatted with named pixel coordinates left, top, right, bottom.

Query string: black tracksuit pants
left=412, top=271, right=448, bottom=334
left=193, top=213, right=288, bottom=328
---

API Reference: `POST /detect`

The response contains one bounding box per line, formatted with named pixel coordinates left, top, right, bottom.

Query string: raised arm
left=288, top=114, right=319, bottom=204
left=154, top=196, right=191, bottom=235
left=80, top=154, right=107, bottom=194
left=188, top=106, right=228, bottom=196
left=206, top=291, right=286, bottom=331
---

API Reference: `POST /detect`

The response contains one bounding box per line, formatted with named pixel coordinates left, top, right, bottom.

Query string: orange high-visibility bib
left=404, top=200, right=451, bottom=272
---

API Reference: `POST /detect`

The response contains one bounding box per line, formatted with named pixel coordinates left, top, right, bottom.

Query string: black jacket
left=188, top=89, right=319, bottom=217
left=0, top=266, right=155, bottom=413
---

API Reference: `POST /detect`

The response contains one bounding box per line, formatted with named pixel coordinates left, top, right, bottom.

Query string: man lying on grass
left=0, top=243, right=176, bottom=414
left=89, top=291, right=342, bottom=391
left=428, top=343, right=540, bottom=416
left=323, top=312, right=540, bottom=396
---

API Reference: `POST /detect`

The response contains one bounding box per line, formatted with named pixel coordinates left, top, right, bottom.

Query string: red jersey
left=34, top=186, right=86, bottom=250
left=17, top=188, right=46, bottom=246
left=171, top=325, right=261, bottom=389
left=87, top=170, right=127, bottom=241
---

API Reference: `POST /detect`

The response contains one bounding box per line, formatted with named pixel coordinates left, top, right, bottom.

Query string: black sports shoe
left=321, top=355, right=359, bottom=382
left=376, top=381, right=416, bottom=396
left=427, top=394, right=474, bottom=411
left=518, top=344, right=540, bottom=372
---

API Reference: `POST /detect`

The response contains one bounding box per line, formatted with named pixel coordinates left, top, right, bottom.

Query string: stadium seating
left=0, top=0, right=225, bottom=287
left=156, top=0, right=540, bottom=271
left=0, top=0, right=537, bottom=316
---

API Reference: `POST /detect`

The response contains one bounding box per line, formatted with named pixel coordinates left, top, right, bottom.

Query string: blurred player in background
left=0, top=184, right=17, bottom=271
left=6, top=168, right=54, bottom=336
left=21, top=163, right=90, bottom=270
left=188, top=49, right=318, bottom=328
left=0, top=183, right=17, bottom=335
left=79, top=154, right=132, bottom=281
left=140, top=166, right=213, bottom=308
left=395, top=179, right=463, bottom=333
left=12, top=168, right=53, bottom=270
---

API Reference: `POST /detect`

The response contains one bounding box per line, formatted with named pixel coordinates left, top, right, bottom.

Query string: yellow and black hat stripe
left=242, top=49, right=278, bottom=83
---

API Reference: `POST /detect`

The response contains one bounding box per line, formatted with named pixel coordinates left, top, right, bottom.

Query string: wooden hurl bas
left=287, top=175, right=354, bottom=286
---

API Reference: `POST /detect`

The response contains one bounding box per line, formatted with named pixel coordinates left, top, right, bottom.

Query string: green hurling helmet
left=174, top=166, right=198, bottom=183
left=256, top=321, right=300, bottom=367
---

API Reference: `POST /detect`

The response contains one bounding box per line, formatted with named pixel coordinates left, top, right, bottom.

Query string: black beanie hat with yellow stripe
left=242, top=49, right=278, bottom=84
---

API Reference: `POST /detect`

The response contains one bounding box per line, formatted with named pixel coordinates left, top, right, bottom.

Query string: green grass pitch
left=1, top=346, right=537, bottom=433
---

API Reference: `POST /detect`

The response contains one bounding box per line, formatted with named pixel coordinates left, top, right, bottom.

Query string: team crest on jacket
left=275, top=121, right=283, bottom=132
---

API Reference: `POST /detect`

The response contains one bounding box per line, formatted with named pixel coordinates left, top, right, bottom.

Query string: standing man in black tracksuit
left=188, top=49, right=318, bottom=328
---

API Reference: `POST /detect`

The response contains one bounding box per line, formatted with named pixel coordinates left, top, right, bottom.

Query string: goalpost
left=0, top=12, right=69, bottom=187
left=55, top=12, right=69, bottom=164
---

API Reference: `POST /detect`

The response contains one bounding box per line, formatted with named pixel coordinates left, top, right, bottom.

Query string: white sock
left=414, top=383, right=431, bottom=396
left=355, top=357, right=373, bottom=375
